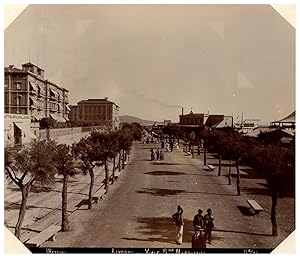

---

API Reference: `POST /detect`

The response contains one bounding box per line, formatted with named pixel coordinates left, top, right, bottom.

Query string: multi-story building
left=179, top=111, right=205, bottom=126
left=4, top=62, right=70, bottom=123
left=69, top=98, right=120, bottom=130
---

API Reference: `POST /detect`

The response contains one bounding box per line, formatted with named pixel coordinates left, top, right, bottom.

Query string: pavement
left=35, top=141, right=294, bottom=250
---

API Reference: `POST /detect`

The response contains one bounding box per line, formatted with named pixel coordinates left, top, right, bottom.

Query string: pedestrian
left=193, top=209, right=204, bottom=233
left=160, top=150, right=164, bottom=160
left=150, top=148, right=155, bottom=161
left=192, top=226, right=206, bottom=248
left=172, top=205, right=184, bottom=245
left=204, top=208, right=214, bottom=244
left=161, top=140, right=165, bottom=149
left=156, top=149, right=160, bottom=160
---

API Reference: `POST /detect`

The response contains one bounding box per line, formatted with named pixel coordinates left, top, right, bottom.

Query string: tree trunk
left=118, top=151, right=121, bottom=172
left=122, top=150, right=125, bottom=169
left=236, top=161, right=241, bottom=196
left=197, top=145, right=200, bottom=155
left=218, top=155, right=222, bottom=176
left=88, top=168, right=94, bottom=209
left=228, top=160, right=232, bottom=185
left=191, top=144, right=194, bottom=158
left=271, top=187, right=279, bottom=236
left=104, top=159, right=109, bottom=193
left=15, top=184, right=31, bottom=239
left=61, top=174, right=70, bottom=231
left=204, top=147, right=207, bottom=166
left=112, top=157, right=116, bottom=184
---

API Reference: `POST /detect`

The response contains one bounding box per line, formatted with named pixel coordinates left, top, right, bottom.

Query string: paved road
left=43, top=142, right=294, bottom=249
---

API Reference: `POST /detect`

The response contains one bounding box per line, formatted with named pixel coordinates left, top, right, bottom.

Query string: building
left=4, top=62, right=70, bottom=123
left=4, top=113, right=37, bottom=146
left=69, top=98, right=120, bottom=130
left=271, top=111, right=295, bottom=130
left=179, top=111, right=205, bottom=126
left=179, top=111, right=233, bottom=129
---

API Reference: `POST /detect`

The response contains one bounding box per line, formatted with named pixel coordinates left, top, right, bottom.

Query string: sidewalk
left=4, top=148, right=134, bottom=244
left=179, top=144, right=295, bottom=249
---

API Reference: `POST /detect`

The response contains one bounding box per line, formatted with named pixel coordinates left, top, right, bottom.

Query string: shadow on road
left=144, top=171, right=186, bottom=176
left=213, top=228, right=271, bottom=237
left=136, top=188, right=186, bottom=197
left=122, top=217, right=194, bottom=244
left=237, top=205, right=253, bottom=216
left=241, top=187, right=271, bottom=196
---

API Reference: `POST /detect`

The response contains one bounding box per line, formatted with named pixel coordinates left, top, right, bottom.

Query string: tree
left=89, top=131, right=120, bottom=193
left=52, top=144, right=79, bottom=231
left=5, top=140, right=57, bottom=238
left=226, top=133, right=247, bottom=195
left=122, top=123, right=143, bottom=141
left=118, top=128, right=134, bottom=169
left=39, top=117, right=56, bottom=129
left=72, top=137, right=102, bottom=209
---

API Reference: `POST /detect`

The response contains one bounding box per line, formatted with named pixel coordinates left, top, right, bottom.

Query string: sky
left=4, top=4, right=295, bottom=123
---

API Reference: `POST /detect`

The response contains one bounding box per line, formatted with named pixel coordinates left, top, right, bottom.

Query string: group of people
left=172, top=205, right=214, bottom=248
left=150, top=148, right=164, bottom=161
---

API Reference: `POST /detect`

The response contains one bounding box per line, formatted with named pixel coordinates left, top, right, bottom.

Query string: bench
left=207, top=165, right=216, bottom=171
left=247, top=199, right=263, bottom=215
left=25, top=225, right=61, bottom=247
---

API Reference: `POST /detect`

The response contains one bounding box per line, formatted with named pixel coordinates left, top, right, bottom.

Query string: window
left=16, top=82, right=21, bottom=90
left=16, top=95, right=22, bottom=105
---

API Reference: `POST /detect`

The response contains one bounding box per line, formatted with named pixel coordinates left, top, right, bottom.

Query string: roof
left=22, top=62, right=45, bottom=71
left=4, top=66, right=25, bottom=73
left=78, top=99, right=118, bottom=107
left=212, top=117, right=233, bottom=128
left=205, top=115, right=224, bottom=127
left=276, top=111, right=295, bottom=123
left=245, top=126, right=295, bottom=137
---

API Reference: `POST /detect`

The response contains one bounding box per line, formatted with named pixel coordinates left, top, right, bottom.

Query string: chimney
left=182, top=107, right=183, bottom=115
left=8, top=65, right=14, bottom=71
left=105, top=97, right=108, bottom=101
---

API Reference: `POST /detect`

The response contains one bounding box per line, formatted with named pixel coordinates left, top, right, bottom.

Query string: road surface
left=42, top=141, right=294, bottom=249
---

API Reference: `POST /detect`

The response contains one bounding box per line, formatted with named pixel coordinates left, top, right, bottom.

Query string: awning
left=50, top=113, right=66, bottom=122
left=50, top=89, right=58, bottom=98
left=29, top=96, right=38, bottom=107
left=65, top=104, right=71, bottom=111
left=29, top=82, right=38, bottom=93
left=14, top=122, right=37, bottom=140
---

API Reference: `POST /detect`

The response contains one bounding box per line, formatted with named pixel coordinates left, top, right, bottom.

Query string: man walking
left=193, top=209, right=204, bottom=232
left=172, top=205, right=184, bottom=245
left=204, top=208, right=214, bottom=244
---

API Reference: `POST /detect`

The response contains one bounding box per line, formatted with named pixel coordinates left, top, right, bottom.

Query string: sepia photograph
left=3, top=3, right=295, bottom=254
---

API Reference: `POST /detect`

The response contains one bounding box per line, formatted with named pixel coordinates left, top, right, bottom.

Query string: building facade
left=69, top=98, right=120, bottom=130
left=179, top=111, right=205, bottom=126
left=4, top=62, right=70, bottom=123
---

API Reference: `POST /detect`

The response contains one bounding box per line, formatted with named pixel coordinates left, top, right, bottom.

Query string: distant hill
left=120, top=115, right=159, bottom=126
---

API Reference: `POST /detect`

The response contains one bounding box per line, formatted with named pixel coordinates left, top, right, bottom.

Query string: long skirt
left=176, top=225, right=184, bottom=244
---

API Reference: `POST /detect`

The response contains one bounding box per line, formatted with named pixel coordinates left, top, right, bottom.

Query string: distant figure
left=150, top=148, right=155, bottom=161
left=156, top=149, right=160, bottom=160
left=161, top=141, right=165, bottom=149
left=151, top=137, right=154, bottom=143
left=166, top=143, right=170, bottom=152
left=172, top=205, right=184, bottom=245
left=146, top=138, right=149, bottom=144
left=204, top=208, right=214, bottom=244
left=159, top=150, right=164, bottom=160
left=193, top=209, right=204, bottom=233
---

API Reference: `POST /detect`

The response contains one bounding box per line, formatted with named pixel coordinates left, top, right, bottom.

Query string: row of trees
left=5, top=123, right=142, bottom=239
left=162, top=124, right=295, bottom=236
